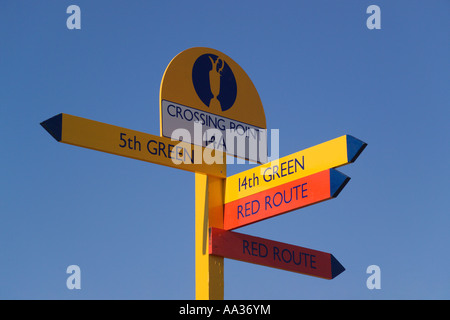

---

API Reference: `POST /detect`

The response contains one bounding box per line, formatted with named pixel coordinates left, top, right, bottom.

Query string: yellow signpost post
left=41, top=47, right=366, bottom=300
left=195, top=173, right=224, bottom=300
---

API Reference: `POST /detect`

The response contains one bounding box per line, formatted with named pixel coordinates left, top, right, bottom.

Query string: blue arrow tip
left=346, top=135, right=367, bottom=163
left=329, top=169, right=350, bottom=198
left=331, top=254, right=345, bottom=279
left=41, top=114, right=62, bottom=142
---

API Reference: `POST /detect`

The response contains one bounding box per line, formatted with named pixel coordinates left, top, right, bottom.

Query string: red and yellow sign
left=224, top=169, right=350, bottom=230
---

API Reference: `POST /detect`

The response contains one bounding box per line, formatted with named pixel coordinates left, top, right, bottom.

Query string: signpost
left=209, top=228, right=345, bottom=280
left=224, top=168, right=350, bottom=230
left=41, top=47, right=367, bottom=300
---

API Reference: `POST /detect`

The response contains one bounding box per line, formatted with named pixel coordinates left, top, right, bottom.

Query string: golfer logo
left=192, top=54, right=237, bottom=112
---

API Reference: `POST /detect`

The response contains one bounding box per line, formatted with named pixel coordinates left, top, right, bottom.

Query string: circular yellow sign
left=160, top=47, right=266, bottom=130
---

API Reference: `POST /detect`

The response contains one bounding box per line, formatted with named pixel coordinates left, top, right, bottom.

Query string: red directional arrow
left=209, top=228, right=345, bottom=279
left=224, top=168, right=350, bottom=230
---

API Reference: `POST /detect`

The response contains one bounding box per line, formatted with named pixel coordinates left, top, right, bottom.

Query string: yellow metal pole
left=195, top=173, right=224, bottom=300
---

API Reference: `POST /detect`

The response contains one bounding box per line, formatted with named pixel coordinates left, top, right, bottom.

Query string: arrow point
left=329, top=169, right=350, bottom=198
left=346, top=135, right=367, bottom=163
left=330, top=254, right=345, bottom=279
left=41, top=114, right=62, bottom=142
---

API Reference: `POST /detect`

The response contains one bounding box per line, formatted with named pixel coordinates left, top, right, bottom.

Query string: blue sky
left=1, top=1, right=449, bottom=299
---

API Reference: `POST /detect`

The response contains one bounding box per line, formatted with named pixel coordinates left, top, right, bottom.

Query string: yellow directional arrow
left=41, top=113, right=226, bottom=178
left=224, top=135, right=366, bottom=203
